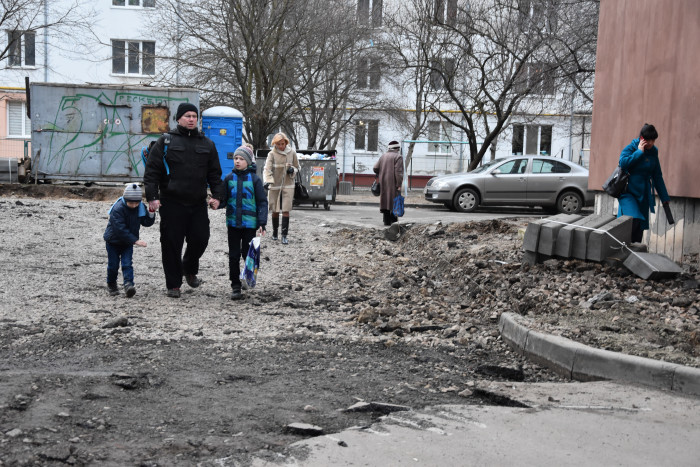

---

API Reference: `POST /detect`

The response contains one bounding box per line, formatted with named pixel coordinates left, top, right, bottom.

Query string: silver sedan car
left=424, top=156, right=594, bottom=214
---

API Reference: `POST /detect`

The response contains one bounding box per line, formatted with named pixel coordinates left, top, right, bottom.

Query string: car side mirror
left=491, top=169, right=501, bottom=175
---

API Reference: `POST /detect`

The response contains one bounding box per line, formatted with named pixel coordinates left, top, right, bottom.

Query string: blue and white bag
left=241, top=237, right=261, bottom=288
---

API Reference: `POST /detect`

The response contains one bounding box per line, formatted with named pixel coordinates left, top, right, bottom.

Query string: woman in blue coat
left=617, top=123, right=670, bottom=243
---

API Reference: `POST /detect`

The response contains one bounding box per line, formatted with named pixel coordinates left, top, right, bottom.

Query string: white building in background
left=0, top=0, right=591, bottom=178
left=344, top=0, right=593, bottom=181
left=1, top=1, right=157, bottom=88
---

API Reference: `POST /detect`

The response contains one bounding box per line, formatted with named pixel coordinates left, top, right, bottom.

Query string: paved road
left=293, top=202, right=547, bottom=229
left=253, top=381, right=700, bottom=466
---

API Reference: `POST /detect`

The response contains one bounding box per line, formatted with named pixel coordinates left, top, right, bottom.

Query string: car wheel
left=453, top=188, right=479, bottom=213
left=557, top=190, right=583, bottom=214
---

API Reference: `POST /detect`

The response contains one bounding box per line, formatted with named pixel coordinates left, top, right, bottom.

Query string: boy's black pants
left=159, top=200, right=210, bottom=289
left=227, top=226, right=256, bottom=288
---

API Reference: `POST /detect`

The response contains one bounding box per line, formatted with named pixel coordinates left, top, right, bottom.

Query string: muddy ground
left=0, top=184, right=698, bottom=466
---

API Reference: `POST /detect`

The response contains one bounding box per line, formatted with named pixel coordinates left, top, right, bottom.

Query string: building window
left=512, top=124, right=552, bottom=155
left=428, top=121, right=452, bottom=153
left=7, top=101, right=31, bottom=137
left=112, top=0, right=156, bottom=7
left=434, top=0, right=458, bottom=26
left=112, top=40, right=155, bottom=75
left=430, top=57, right=455, bottom=90
left=354, top=120, right=379, bottom=152
left=357, top=57, right=381, bottom=89
left=7, top=31, right=35, bottom=67
left=357, top=0, right=382, bottom=27
left=518, top=0, right=558, bottom=33
left=515, top=62, right=555, bottom=95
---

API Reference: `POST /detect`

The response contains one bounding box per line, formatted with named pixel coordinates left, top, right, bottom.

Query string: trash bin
left=201, top=106, right=243, bottom=178
left=255, top=149, right=338, bottom=210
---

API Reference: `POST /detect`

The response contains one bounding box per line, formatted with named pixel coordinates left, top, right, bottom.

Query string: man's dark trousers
left=159, top=200, right=210, bottom=289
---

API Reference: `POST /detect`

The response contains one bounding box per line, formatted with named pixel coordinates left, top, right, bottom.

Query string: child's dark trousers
left=106, top=243, right=134, bottom=285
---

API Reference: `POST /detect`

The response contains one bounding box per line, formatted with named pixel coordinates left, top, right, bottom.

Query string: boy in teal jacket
left=220, top=146, right=268, bottom=299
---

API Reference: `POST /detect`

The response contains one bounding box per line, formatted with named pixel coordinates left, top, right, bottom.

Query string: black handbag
left=602, top=165, right=629, bottom=198
left=294, top=172, right=309, bottom=200
left=371, top=179, right=380, bottom=196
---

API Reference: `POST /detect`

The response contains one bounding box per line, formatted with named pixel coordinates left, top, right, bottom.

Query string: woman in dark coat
left=373, top=141, right=404, bottom=226
left=617, top=123, right=670, bottom=243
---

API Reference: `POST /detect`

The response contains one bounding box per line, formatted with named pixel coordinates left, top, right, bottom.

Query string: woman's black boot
left=272, top=216, right=279, bottom=241
left=281, top=217, right=289, bottom=245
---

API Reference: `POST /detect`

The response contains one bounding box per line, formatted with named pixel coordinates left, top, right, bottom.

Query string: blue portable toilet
left=201, top=106, right=243, bottom=178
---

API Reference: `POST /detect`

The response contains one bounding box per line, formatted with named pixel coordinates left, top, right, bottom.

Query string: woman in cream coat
left=263, top=133, right=300, bottom=244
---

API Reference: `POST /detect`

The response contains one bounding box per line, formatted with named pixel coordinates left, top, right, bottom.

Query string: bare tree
left=389, top=0, right=598, bottom=170
left=150, top=0, right=378, bottom=151
left=381, top=0, right=451, bottom=167
left=0, top=0, right=94, bottom=66
left=544, top=0, right=599, bottom=104
left=282, top=0, right=381, bottom=150
left=150, top=0, right=312, bottom=148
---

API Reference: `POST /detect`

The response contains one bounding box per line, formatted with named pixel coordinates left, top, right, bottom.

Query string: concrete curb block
left=524, top=330, right=587, bottom=380
left=571, top=346, right=676, bottom=389
left=499, top=312, right=700, bottom=396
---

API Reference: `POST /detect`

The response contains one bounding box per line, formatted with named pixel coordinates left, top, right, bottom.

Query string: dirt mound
left=0, top=183, right=123, bottom=201
left=362, top=220, right=700, bottom=367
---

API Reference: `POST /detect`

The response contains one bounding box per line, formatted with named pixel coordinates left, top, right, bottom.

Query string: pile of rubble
left=309, top=219, right=700, bottom=368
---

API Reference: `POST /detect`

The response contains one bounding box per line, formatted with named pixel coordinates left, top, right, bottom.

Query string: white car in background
left=424, top=156, right=594, bottom=214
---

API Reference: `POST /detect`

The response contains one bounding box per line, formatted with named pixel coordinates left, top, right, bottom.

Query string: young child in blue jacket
left=103, top=183, right=156, bottom=297
left=220, top=145, right=268, bottom=300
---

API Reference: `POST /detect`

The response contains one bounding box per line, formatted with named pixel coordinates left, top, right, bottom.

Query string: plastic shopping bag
left=392, top=194, right=405, bottom=218
left=242, top=237, right=261, bottom=288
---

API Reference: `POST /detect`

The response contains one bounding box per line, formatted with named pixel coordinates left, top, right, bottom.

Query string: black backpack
left=141, top=133, right=172, bottom=175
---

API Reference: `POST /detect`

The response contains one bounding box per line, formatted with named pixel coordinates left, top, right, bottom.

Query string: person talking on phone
left=263, top=132, right=299, bottom=245
left=616, top=123, right=671, bottom=243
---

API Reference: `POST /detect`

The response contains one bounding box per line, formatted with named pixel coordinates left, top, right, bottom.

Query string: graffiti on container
left=40, top=91, right=188, bottom=176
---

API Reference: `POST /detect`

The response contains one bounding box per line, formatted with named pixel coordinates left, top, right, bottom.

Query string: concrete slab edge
left=499, top=312, right=700, bottom=396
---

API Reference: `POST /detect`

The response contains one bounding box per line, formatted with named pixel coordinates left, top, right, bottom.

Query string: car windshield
left=468, top=159, right=504, bottom=174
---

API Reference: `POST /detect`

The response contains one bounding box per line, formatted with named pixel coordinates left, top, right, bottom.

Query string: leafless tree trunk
left=284, top=0, right=382, bottom=150
left=151, top=0, right=379, bottom=151
left=151, top=0, right=310, bottom=148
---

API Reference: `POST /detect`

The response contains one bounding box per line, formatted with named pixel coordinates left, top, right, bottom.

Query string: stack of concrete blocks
left=522, top=214, right=633, bottom=265
left=0, top=158, right=18, bottom=183
left=522, top=213, right=682, bottom=279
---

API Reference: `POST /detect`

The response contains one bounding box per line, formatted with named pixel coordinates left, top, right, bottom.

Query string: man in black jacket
left=144, top=103, right=224, bottom=298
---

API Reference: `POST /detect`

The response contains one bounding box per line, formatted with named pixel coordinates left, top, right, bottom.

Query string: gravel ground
left=0, top=184, right=698, bottom=465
